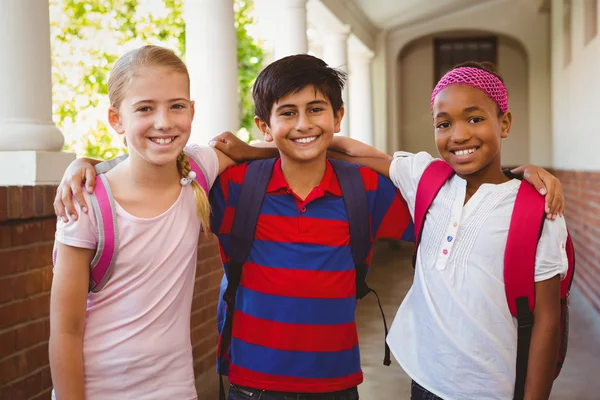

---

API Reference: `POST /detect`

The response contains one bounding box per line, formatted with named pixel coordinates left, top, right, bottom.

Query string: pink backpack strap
left=504, top=181, right=545, bottom=400
left=413, top=160, right=455, bottom=262
left=184, top=149, right=209, bottom=194
left=52, top=173, right=118, bottom=293
left=88, top=173, right=119, bottom=292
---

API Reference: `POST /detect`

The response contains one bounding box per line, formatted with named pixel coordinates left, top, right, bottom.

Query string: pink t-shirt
left=53, top=145, right=219, bottom=400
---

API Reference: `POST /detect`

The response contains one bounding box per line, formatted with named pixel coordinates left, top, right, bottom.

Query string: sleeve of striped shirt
left=360, top=167, right=414, bottom=243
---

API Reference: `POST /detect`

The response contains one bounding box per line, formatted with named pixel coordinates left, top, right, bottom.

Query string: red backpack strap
left=184, top=149, right=209, bottom=195
left=413, top=160, right=455, bottom=265
left=504, top=181, right=546, bottom=400
left=88, top=174, right=118, bottom=292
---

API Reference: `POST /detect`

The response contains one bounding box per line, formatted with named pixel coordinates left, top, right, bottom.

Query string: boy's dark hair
left=454, top=61, right=506, bottom=116
left=252, top=54, right=347, bottom=125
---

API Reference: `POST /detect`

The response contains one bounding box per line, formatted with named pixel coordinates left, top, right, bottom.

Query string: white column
left=274, top=0, right=308, bottom=59
left=0, top=0, right=75, bottom=185
left=349, top=50, right=375, bottom=146
left=323, top=27, right=351, bottom=136
left=185, top=0, right=239, bottom=144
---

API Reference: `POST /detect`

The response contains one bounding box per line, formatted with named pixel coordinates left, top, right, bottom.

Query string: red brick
left=40, top=365, right=52, bottom=389
left=7, top=187, right=22, bottom=220
left=43, top=186, right=58, bottom=217
left=42, top=219, right=57, bottom=242
left=15, top=319, right=49, bottom=351
left=29, top=293, right=51, bottom=320
left=34, top=186, right=46, bottom=217
left=0, top=351, right=27, bottom=386
left=0, top=294, right=50, bottom=330
left=11, top=221, right=43, bottom=247
left=0, top=187, right=7, bottom=222
left=31, top=388, right=53, bottom=400
left=0, top=224, right=11, bottom=249
left=25, top=342, right=49, bottom=372
left=0, top=248, right=28, bottom=275
left=0, top=329, right=15, bottom=359
left=0, top=276, right=13, bottom=304
left=29, top=244, right=54, bottom=270
left=10, top=368, right=43, bottom=399
left=11, top=270, right=44, bottom=300
left=0, top=300, right=29, bottom=329
left=41, top=266, right=53, bottom=292
left=21, top=186, right=35, bottom=219
left=32, top=388, right=53, bottom=400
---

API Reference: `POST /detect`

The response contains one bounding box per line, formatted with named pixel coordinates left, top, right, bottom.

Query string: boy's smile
left=255, top=85, right=343, bottom=166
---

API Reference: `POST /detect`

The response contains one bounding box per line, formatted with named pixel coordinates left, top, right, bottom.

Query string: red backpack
left=413, top=160, right=575, bottom=400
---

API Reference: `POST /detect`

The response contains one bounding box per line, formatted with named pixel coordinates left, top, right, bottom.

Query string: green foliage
left=50, top=0, right=263, bottom=160
left=235, top=0, right=264, bottom=131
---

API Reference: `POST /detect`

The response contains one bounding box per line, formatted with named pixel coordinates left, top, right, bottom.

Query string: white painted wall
left=395, top=35, right=530, bottom=166
left=377, top=0, right=551, bottom=166
left=551, top=0, right=600, bottom=171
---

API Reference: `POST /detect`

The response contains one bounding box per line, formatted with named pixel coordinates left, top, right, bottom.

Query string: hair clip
left=180, top=170, right=196, bottom=186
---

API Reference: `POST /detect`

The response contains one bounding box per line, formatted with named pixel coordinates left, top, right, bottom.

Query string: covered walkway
left=357, top=242, right=600, bottom=400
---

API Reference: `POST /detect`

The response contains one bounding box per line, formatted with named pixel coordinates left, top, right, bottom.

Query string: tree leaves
left=50, top=0, right=263, bottom=159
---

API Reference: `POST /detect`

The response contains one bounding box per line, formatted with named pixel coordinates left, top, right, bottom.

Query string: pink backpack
left=53, top=149, right=209, bottom=292
left=413, top=160, right=575, bottom=400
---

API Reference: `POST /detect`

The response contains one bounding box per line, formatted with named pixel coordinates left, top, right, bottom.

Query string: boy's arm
left=49, top=243, right=94, bottom=400
left=209, top=131, right=279, bottom=162
left=524, top=275, right=561, bottom=400
left=331, top=136, right=565, bottom=218
left=327, top=151, right=393, bottom=179
left=55, top=157, right=101, bottom=222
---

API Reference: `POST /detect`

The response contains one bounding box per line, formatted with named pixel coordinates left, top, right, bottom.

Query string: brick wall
left=554, top=170, right=600, bottom=316
left=0, top=186, right=223, bottom=399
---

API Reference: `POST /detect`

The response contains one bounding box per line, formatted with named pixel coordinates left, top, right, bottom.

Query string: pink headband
left=430, top=67, right=508, bottom=113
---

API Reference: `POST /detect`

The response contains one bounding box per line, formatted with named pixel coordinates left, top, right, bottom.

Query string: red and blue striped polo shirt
left=210, top=159, right=412, bottom=393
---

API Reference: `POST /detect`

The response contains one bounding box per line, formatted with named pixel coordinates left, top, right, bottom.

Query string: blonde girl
left=49, top=45, right=234, bottom=400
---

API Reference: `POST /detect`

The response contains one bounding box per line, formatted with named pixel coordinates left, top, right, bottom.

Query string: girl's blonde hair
left=108, top=45, right=211, bottom=231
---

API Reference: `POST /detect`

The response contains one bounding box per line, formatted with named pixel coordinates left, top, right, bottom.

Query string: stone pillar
left=185, top=0, right=239, bottom=144
left=274, top=0, right=308, bottom=59
left=0, top=0, right=75, bottom=185
left=349, top=50, right=375, bottom=145
left=323, top=27, right=351, bottom=136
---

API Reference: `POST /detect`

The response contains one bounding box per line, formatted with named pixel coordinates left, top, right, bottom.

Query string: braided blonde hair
left=177, top=152, right=211, bottom=233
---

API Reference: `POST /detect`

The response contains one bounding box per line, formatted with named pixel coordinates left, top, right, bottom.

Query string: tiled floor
left=356, top=242, right=600, bottom=400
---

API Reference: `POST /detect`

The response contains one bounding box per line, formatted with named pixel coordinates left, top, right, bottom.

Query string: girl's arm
left=524, top=275, right=561, bottom=400
left=49, top=243, right=94, bottom=400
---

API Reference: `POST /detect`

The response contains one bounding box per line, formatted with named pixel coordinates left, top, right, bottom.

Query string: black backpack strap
left=219, top=158, right=277, bottom=399
left=330, top=159, right=391, bottom=366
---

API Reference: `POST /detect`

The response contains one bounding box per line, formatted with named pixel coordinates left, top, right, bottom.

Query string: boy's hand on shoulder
left=55, top=158, right=97, bottom=222
left=511, top=165, right=565, bottom=220
left=209, top=131, right=256, bottom=163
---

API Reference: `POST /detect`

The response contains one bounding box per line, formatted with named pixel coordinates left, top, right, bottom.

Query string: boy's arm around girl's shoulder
left=49, top=243, right=94, bottom=400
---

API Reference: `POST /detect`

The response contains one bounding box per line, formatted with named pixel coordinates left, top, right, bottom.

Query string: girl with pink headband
left=329, top=62, right=569, bottom=399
